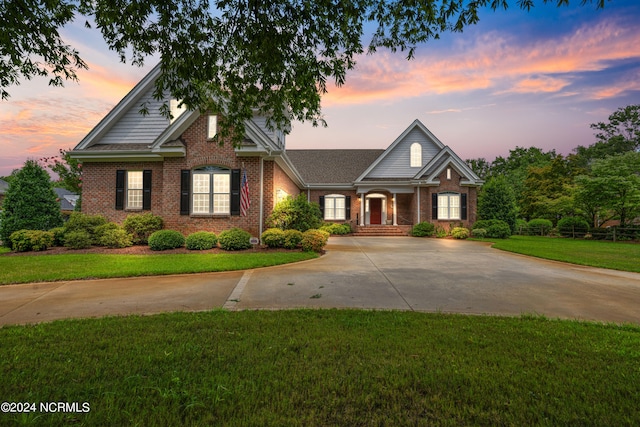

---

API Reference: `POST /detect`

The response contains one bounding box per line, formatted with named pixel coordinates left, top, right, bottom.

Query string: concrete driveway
left=1, top=237, right=640, bottom=326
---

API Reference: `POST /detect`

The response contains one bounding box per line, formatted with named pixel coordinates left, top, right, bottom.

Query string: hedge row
left=261, top=228, right=329, bottom=252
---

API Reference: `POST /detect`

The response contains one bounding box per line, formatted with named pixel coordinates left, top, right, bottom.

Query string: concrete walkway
left=1, top=237, right=640, bottom=326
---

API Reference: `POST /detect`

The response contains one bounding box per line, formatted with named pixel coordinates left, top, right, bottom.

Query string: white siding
left=98, top=87, right=171, bottom=145
left=366, top=128, right=441, bottom=178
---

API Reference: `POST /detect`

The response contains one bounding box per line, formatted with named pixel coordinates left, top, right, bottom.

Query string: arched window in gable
left=410, top=143, right=422, bottom=167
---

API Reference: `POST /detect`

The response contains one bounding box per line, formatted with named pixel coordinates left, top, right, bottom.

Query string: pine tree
left=0, top=160, right=63, bottom=244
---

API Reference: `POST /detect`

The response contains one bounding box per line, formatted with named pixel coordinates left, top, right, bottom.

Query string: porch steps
left=352, top=225, right=410, bottom=237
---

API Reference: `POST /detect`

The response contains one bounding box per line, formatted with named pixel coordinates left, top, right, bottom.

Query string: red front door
left=370, top=198, right=382, bottom=224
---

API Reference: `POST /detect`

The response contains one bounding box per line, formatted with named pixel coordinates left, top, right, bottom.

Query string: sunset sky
left=1, top=0, right=639, bottom=177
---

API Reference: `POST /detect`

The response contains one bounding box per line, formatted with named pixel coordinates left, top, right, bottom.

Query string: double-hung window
left=192, top=167, right=230, bottom=214
left=324, top=195, right=346, bottom=220
left=126, top=171, right=144, bottom=209
left=437, top=192, right=460, bottom=220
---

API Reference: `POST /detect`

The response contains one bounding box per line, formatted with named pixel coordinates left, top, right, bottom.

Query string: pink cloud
left=322, top=17, right=640, bottom=106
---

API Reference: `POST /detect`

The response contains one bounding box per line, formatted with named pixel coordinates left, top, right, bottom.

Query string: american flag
left=240, top=169, right=250, bottom=216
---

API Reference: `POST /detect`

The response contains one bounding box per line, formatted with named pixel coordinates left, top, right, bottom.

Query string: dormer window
left=410, top=143, right=422, bottom=167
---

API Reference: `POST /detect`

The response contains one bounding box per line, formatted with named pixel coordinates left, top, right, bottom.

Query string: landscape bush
left=267, top=194, right=322, bottom=232
left=261, top=228, right=286, bottom=248
left=63, top=230, right=93, bottom=249
left=557, top=217, right=590, bottom=238
left=148, top=230, right=185, bottom=251
left=64, top=213, right=108, bottom=244
left=471, top=228, right=487, bottom=238
left=301, top=229, right=330, bottom=252
left=472, top=220, right=512, bottom=239
left=9, top=230, right=55, bottom=252
left=320, top=223, right=351, bottom=235
left=283, top=229, right=304, bottom=249
left=451, top=227, right=470, bottom=239
left=49, top=227, right=66, bottom=246
left=185, top=231, right=218, bottom=250
left=411, top=221, right=435, bottom=237
left=123, top=213, right=164, bottom=244
left=98, top=226, right=133, bottom=248
left=527, top=218, right=554, bottom=236
left=218, top=228, right=252, bottom=251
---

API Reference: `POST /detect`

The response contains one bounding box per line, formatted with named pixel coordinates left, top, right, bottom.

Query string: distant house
left=0, top=179, right=8, bottom=208
left=70, top=65, right=483, bottom=237
left=53, top=188, right=79, bottom=214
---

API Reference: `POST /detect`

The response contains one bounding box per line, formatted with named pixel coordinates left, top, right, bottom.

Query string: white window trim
left=207, top=115, right=218, bottom=140
left=438, top=192, right=461, bottom=220
left=126, top=171, right=143, bottom=210
left=410, top=143, right=422, bottom=167
left=192, top=167, right=230, bottom=215
left=324, top=194, right=346, bottom=221
left=169, top=99, right=186, bottom=124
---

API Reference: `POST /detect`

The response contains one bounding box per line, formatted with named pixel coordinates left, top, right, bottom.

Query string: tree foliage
left=477, top=176, right=517, bottom=232
left=1, top=0, right=608, bottom=143
left=575, top=152, right=640, bottom=228
left=39, top=148, right=83, bottom=194
left=0, top=160, right=63, bottom=244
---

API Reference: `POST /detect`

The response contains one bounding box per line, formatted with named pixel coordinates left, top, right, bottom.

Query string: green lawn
left=489, top=235, right=640, bottom=272
left=0, top=310, right=638, bottom=426
left=0, top=252, right=317, bottom=285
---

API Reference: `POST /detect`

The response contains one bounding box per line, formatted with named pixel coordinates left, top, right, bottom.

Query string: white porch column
left=360, top=193, right=365, bottom=226
left=416, top=186, right=421, bottom=223
left=393, top=193, right=398, bottom=226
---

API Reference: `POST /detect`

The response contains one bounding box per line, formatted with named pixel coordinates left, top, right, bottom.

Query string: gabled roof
left=72, top=64, right=280, bottom=161
left=286, top=149, right=384, bottom=185
left=54, top=188, right=79, bottom=211
left=355, top=119, right=445, bottom=181
left=414, top=146, right=483, bottom=185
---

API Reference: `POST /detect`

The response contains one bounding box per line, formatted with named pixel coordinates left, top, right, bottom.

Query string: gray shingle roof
left=0, top=179, right=8, bottom=194
left=286, top=149, right=384, bottom=184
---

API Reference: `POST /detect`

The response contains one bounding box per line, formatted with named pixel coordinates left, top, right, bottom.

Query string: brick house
left=71, top=65, right=483, bottom=237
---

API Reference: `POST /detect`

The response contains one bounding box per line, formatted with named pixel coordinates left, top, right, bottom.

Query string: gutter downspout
left=259, top=157, right=264, bottom=238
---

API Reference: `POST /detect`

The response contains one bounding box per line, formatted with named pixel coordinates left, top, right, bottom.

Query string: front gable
left=357, top=120, right=445, bottom=181
left=416, top=146, right=483, bottom=186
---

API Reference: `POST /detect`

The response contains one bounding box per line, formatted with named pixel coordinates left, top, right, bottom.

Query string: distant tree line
left=467, top=104, right=640, bottom=229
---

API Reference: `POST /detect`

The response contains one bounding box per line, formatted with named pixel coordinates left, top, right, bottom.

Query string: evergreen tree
left=477, top=176, right=517, bottom=232
left=0, top=160, right=63, bottom=244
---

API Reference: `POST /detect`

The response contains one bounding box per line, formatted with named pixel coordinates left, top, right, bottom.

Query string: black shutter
left=230, top=169, right=241, bottom=216
left=461, top=193, right=467, bottom=220
left=115, top=170, right=125, bottom=210
left=432, top=193, right=438, bottom=220
left=345, top=196, right=351, bottom=220
left=180, top=170, right=190, bottom=215
left=142, top=170, right=152, bottom=210
left=319, top=196, right=325, bottom=218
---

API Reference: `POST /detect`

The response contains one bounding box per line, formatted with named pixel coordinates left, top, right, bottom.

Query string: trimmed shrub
left=473, top=220, right=511, bottom=239
left=64, top=230, right=93, bottom=249
left=94, top=222, right=119, bottom=240
left=261, top=228, right=285, bottom=248
left=283, top=229, right=303, bottom=249
left=557, top=217, right=590, bottom=238
left=528, top=219, right=553, bottom=236
left=98, top=227, right=133, bottom=248
left=471, top=228, right=487, bottom=238
left=123, top=213, right=164, bottom=245
left=185, top=231, right=218, bottom=250
left=266, top=194, right=322, bottom=232
left=301, top=229, right=330, bottom=252
left=515, top=219, right=528, bottom=235
left=64, top=212, right=108, bottom=244
left=9, top=230, right=54, bottom=252
left=218, top=228, right=252, bottom=251
left=148, top=230, right=185, bottom=251
left=320, top=223, right=351, bottom=235
left=411, top=221, right=435, bottom=237
left=451, top=227, right=470, bottom=239
left=49, top=227, right=66, bottom=247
